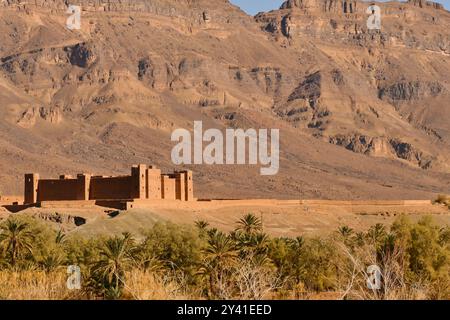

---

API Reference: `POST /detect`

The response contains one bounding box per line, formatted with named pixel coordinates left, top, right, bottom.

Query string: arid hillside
left=0, top=0, right=449, bottom=199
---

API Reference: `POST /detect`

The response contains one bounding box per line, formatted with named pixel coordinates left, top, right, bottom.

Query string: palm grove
left=0, top=213, right=448, bottom=299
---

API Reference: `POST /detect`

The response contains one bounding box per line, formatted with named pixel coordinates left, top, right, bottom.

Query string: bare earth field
left=2, top=200, right=448, bottom=237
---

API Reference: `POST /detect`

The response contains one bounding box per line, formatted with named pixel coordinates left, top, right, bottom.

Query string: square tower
left=146, top=166, right=162, bottom=199
left=24, top=173, right=39, bottom=204
left=161, top=175, right=176, bottom=200
left=183, top=170, right=194, bottom=201
left=131, top=164, right=147, bottom=199
left=76, top=174, right=91, bottom=200
left=174, top=172, right=186, bottom=201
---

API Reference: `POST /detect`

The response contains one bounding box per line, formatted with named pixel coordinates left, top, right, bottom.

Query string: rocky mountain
left=0, top=0, right=449, bottom=199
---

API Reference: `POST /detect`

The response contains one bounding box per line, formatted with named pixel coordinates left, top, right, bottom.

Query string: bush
left=138, top=222, right=204, bottom=285
left=0, top=214, right=447, bottom=300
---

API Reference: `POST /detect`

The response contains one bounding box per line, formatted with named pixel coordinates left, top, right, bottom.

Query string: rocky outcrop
left=38, top=106, right=63, bottom=123
left=288, top=72, right=321, bottom=105
left=249, top=67, right=283, bottom=96
left=331, top=69, right=344, bottom=86
left=280, top=0, right=346, bottom=13
left=67, top=43, right=96, bottom=68
left=259, top=0, right=449, bottom=54
left=277, top=71, right=331, bottom=131
left=378, top=81, right=444, bottom=104
left=1, top=0, right=246, bottom=25
left=329, top=134, right=435, bottom=169
left=279, top=0, right=444, bottom=13
left=408, top=0, right=444, bottom=10
left=36, top=212, right=86, bottom=227
left=137, top=57, right=155, bottom=85
left=389, top=138, right=434, bottom=169
left=17, top=106, right=62, bottom=127
left=329, top=134, right=401, bottom=158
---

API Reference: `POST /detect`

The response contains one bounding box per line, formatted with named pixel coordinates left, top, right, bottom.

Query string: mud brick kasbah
left=24, top=165, right=194, bottom=204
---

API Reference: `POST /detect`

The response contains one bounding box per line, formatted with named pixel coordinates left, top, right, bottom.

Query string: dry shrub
left=234, top=254, right=282, bottom=300
left=0, top=270, right=84, bottom=300
left=334, top=242, right=444, bottom=300
left=122, top=269, right=191, bottom=300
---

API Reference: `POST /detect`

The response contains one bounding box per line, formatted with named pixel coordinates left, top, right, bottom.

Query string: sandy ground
left=3, top=200, right=447, bottom=238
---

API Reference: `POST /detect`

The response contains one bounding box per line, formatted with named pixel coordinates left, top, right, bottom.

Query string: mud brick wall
left=89, top=176, right=133, bottom=200
left=37, top=178, right=80, bottom=201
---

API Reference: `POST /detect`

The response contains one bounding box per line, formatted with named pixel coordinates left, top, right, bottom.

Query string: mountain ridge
left=0, top=0, right=449, bottom=199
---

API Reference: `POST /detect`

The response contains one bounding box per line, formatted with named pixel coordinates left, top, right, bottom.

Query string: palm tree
left=204, top=231, right=236, bottom=265
left=92, top=232, right=135, bottom=297
left=239, top=232, right=270, bottom=254
left=0, top=219, right=35, bottom=266
left=367, top=223, right=387, bottom=245
left=354, top=232, right=366, bottom=246
left=338, top=226, right=355, bottom=248
left=338, top=226, right=354, bottom=238
left=236, top=214, right=262, bottom=235
left=380, top=233, right=396, bottom=256
left=195, top=220, right=210, bottom=237
left=41, top=251, right=65, bottom=272
left=291, top=236, right=305, bottom=249
left=201, top=230, right=237, bottom=298
left=39, top=229, right=66, bottom=273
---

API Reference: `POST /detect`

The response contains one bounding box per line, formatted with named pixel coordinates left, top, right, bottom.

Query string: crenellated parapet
left=24, top=165, right=195, bottom=204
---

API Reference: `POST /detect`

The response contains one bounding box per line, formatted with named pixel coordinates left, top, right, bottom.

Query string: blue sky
left=229, top=0, right=450, bottom=15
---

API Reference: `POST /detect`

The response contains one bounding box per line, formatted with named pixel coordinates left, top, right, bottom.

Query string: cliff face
left=256, top=0, right=450, bottom=172
left=1, top=0, right=237, bottom=16
left=259, top=0, right=449, bottom=51
left=279, top=0, right=444, bottom=12
left=0, top=0, right=449, bottom=199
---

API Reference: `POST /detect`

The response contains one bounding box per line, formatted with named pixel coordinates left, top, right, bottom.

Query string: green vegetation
left=0, top=214, right=448, bottom=300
